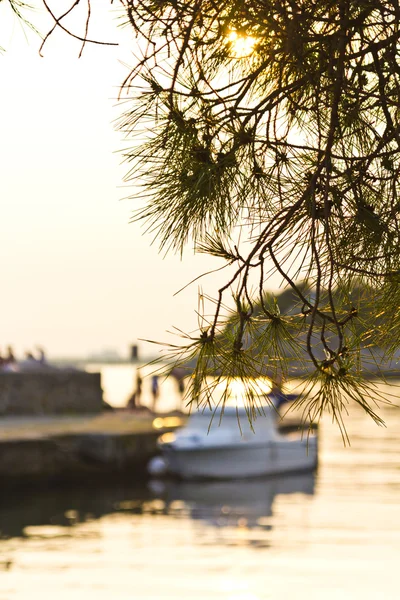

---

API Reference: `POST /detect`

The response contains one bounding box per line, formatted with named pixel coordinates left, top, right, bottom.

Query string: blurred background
left=1, top=3, right=400, bottom=599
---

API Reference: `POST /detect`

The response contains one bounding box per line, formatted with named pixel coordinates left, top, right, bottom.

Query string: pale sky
left=0, top=2, right=280, bottom=360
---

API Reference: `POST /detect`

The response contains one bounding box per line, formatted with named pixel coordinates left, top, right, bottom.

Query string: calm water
left=1, top=369, right=400, bottom=599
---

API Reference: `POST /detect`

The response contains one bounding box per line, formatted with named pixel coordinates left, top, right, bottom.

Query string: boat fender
left=148, top=455, right=169, bottom=476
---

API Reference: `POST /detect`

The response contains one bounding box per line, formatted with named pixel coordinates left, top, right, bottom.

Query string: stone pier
left=0, top=412, right=183, bottom=487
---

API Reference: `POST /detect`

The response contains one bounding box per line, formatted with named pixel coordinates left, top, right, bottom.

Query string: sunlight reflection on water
left=0, top=379, right=400, bottom=599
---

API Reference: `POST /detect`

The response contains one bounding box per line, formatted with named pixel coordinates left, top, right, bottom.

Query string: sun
left=227, top=30, right=258, bottom=58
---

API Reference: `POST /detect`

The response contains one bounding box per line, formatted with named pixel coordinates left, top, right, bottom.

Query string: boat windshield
left=187, top=404, right=275, bottom=432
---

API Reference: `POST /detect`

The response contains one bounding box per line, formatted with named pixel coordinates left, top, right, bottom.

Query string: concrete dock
left=0, top=410, right=184, bottom=487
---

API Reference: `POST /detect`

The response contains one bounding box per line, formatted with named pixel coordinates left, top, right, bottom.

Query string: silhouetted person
left=151, top=375, right=159, bottom=412
left=1, top=346, right=17, bottom=371
left=36, top=346, right=47, bottom=364
left=5, top=346, right=16, bottom=364
left=136, top=370, right=142, bottom=401
left=127, top=391, right=138, bottom=410
left=169, top=367, right=186, bottom=411
left=127, top=369, right=143, bottom=410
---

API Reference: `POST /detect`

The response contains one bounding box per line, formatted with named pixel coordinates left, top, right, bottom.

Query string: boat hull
left=161, top=437, right=318, bottom=480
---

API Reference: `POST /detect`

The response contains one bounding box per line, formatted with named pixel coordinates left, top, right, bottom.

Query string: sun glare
left=153, top=416, right=183, bottom=429
left=227, top=31, right=258, bottom=58
left=216, top=377, right=273, bottom=401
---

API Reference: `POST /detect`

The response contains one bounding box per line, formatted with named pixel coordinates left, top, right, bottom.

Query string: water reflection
left=0, top=482, right=151, bottom=539
left=150, top=473, right=315, bottom=532
left=1, top=398, right=400, bottom=599
left=0, top=472, right=315, bottom=541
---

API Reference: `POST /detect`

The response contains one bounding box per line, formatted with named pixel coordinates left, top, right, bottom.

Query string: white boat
left=156, top=402, right=318, bottom=480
